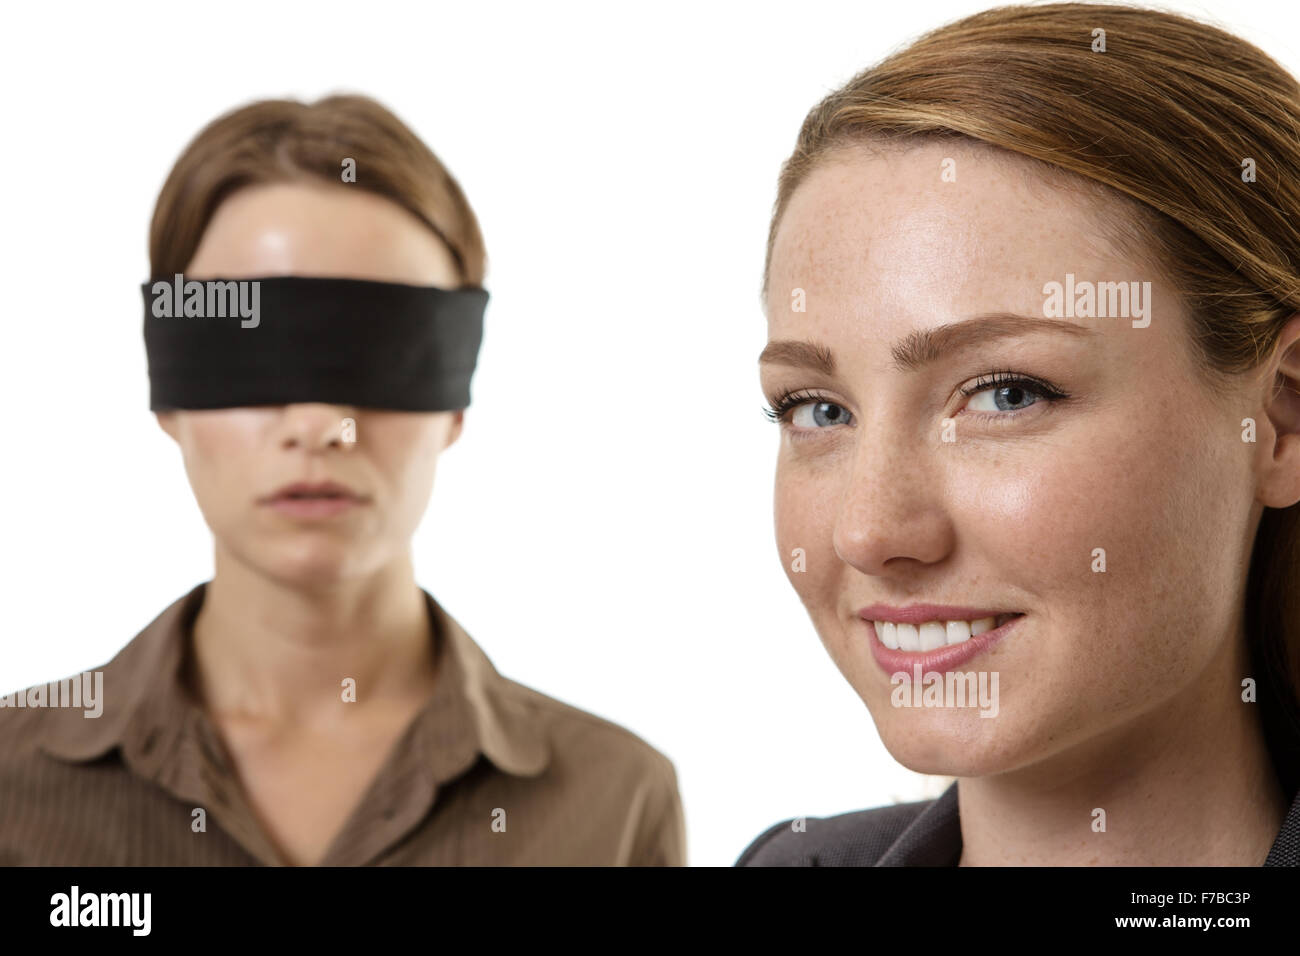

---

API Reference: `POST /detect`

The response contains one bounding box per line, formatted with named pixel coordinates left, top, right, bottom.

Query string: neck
left=956, top=634, right=1289, bottom=866
left=188, top=545, right=438, bottom=727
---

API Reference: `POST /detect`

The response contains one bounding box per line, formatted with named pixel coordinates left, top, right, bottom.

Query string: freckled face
left=760, top=142, right=1259, bottom=775
left=157, top=182, right=464, bottom=586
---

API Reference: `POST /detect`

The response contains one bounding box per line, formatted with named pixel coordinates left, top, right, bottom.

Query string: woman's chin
left=881, top=742, right=1000, bottom=778
left=248, top=542, right=379, bottom=588
left=872, top=709, right=1020, bottom=777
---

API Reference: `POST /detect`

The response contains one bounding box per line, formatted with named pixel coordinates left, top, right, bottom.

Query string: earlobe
left=1258, top=314, right=1300, bottom=508
left=155, top=411, right=178, bottom=442
left=444, top=409, right=465, bottom=450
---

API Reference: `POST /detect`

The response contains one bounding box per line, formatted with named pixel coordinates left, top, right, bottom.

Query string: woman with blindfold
left=0, top=95, right=684, bottom=867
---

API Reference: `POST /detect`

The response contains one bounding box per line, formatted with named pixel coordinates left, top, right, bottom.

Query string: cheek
left=774, top=450, right=842, bottom=602
left=951, top=398, right=1249, bottom=700
left=183, top=416, right=262, bottom=502
left=366, top=425, right=443, bottom=519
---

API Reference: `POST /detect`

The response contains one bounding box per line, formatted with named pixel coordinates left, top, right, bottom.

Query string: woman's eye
left=965, top=384, right=1041, bottom=413
left=791, top=401, right=853, bottom=428
left=960, top=371, right=1071, bottom=414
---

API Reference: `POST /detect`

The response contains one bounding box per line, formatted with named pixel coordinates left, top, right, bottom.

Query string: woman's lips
left=863, top=612, right=1025, bottom=674
left=261, top=481, right=368, bottom=520
left=266, top=496, right=364, bottom=519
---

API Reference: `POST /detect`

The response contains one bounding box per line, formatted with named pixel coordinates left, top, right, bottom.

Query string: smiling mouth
left=871, top=613, right=1024, bottom=651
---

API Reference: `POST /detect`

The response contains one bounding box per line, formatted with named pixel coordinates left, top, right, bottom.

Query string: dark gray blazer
left=736, top=782, right=1300, bottom=866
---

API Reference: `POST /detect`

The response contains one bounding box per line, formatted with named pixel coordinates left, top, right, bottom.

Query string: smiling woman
left=739, top=2, right=1300, bottom=867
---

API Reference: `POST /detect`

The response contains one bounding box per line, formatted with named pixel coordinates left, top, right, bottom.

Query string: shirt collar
left=873, top=782, right=963, bottom=866
left=37, top=582, right=551, bottom=782
left=422, top=588, right=550, bottom=777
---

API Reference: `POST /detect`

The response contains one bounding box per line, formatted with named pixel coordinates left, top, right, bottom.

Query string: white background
left=3, top=0, right=1297, bottom=866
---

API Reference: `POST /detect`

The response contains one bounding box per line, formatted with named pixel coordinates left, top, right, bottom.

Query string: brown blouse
left=0, top=583, right=685, bottom=866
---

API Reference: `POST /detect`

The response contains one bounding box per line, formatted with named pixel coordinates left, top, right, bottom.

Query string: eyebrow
left=757, top=313, right=1097, bottom=374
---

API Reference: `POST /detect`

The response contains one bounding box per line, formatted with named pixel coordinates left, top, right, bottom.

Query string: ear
left=1256, top=313, right=1300, bottom=508
left=155, top=411, right=180, bottom=443
left=444, top=409, right=465, bottom=450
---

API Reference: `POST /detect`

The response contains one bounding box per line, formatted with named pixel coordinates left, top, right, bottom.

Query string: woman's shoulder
left=492, top=672, right=678, bottom=783
left=736, top=786, right=958, bottom=866
left=0, top=687, right=56, bottom=759
left=0, top=668, right=114, bottom=759
left=432, top=593, right=679, bottom=788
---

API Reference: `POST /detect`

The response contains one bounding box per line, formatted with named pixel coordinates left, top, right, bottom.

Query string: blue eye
left=966, top=383, right=1038, bottom=412
left=763, top=390, right=854, bottom=429
left=793, top=401, right=851, bottom=428
left=960, top=371, right=1067, bottom=415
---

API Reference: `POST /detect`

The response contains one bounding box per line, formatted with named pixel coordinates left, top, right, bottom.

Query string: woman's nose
left=277, top=403, right=356, bottom=452
left=831, top=425, right=956, bottom=577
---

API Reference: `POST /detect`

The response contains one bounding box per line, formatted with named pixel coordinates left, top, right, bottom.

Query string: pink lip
left=260, top=480, right=368, bottom=520
left=859, top=607, right=1024, bottom=674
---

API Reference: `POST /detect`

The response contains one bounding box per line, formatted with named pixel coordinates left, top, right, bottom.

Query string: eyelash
left=761, top=371, right=1070, bottom=426
left=957, top=369, right=1070, bottom=409
left=762, top=388, right=825, bottom=424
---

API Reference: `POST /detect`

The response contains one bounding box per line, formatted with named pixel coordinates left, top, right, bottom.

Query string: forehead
left=766, top=141, right=1129, bottom=330
left=187, top=180, right=458, bottom=284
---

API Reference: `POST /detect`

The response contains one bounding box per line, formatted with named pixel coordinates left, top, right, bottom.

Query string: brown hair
left=763, top=2, right=1300, bottom=796
left=148, top=93, right=486, bottom=286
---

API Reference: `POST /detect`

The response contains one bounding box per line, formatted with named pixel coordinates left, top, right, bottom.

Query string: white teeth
left=874, top=615, right=1016, bottom=651
left=896, top=623, right=920, bottom=651
left=918, top=622, right=946, bottom=651
left=946, top=620, right=971, bottom=645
